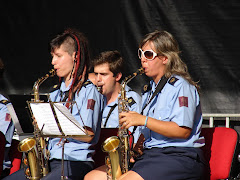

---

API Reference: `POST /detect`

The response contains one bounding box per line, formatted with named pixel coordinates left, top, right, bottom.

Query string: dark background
left=0, top=0, right=239, bottom=114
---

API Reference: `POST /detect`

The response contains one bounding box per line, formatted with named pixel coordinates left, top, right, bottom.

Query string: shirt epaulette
left=0, top=99, right=10, bottom=105
left=142, top=83, right=151, bottom=94
left=49, top=84, right=60, bottom=92
left=168, top=77, right=179, bottom=86
left=127, top=97, right=136, bottom=107
left=82, top=80, right=93, bottom=87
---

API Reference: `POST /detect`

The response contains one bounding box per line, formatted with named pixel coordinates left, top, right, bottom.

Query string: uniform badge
left=50, top=84, right=60, bottom=92
left=87, top=99, right=95, bottom=110
left=83, top=81, right=92, bottom=87
left=143, top=85, right=148, bottom=92
left=53, top=84, right=58, bottom=89
left=179, top=96, right=188, bottom=107
left=0, top=100, right=10, bottom=105
left=5, top=113, right=11, bottom=121
left=142, top=83, right=151, bottom=94
left=127, top=97, right=136, bottom=107
left=168, top=77, right=179, bottom=86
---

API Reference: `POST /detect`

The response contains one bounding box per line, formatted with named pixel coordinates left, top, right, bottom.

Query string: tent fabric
left=0, top=1, right=239, bottom=113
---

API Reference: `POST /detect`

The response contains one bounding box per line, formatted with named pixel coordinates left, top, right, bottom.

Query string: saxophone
left=18, top=69, right=56, bottom=180
left=102, top=67, right=144, bottom=180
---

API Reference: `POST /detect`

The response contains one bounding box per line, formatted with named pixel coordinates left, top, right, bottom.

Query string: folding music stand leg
left=61, top=139, right=68, bottom=180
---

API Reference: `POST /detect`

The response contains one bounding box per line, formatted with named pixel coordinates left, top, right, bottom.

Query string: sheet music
left=29, top=102, right=86, bottom=136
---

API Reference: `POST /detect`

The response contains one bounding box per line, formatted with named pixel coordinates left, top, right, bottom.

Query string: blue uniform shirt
left=0, top=94, right=15, bottom=169
left=102, top=85, right=142, bottom=143
left=140, top=75, right=204, bottom=148
left=0, top=94, right=14, bottom=146
left=48, top=80, right=103, bottom=162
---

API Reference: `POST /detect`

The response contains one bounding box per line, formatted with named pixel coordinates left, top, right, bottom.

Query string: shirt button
left=159, top=117, right=161, bottom=119
left=109, top=125, right=112, bottom=127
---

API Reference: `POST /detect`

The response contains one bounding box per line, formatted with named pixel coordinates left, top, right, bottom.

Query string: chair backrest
left=9, top=139, right=22, bottom=175
left=200, top=127, right=240, bottom=180
left=0, top=131, right=6, bottom=176
left=92, top=128, right=118, bottom=168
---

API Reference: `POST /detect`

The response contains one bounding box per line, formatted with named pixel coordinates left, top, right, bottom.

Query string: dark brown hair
left=50, top=28, right=90, bottom=101
left=92, top=50, right=124, bottom=77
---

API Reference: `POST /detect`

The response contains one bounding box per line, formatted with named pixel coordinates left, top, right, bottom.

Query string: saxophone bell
left=18, top=69, right=55, bottom=179
left=102, top=136, right=122, bottom=180
left=18, top=137, right=41, bottom=179
left=102, top=67, right=144, bottom=180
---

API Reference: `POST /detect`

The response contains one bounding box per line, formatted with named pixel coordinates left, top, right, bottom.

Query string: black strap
left=131, top=76, right=168, bottom=137
left=60, top=90, right=69, bottom=102
left=103, top=104, right=117, bottom=128
left=141, top=76, right=168, bottom=114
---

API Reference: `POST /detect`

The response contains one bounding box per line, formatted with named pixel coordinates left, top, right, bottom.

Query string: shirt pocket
left=153, top=109, right=170, bottom=121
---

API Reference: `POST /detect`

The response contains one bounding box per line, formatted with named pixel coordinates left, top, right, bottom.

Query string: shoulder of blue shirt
left=141, top=75, right=186, bottom=94
left=0, top=99, right=10, bottom=105
left=49, top=80, right=94, bottom=92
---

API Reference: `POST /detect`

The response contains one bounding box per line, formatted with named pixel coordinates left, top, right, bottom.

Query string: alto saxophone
left=102, top=67, right=144, bottom=180
left=18, top=69, right=56, bottom=180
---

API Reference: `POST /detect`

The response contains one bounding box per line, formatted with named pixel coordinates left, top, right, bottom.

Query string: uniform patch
left=83, top=80, right=92, bottom=87
left=0, top=100, right=10, bottom=105
left=168, top=77, right=179, bottom=86
left=179, top=96, right=188, bottom=107
left=143, top=85, right=148, bottom=92
left=127, top=97, right=136, bottom=107
left=53, top=84, right=58, bottom=89
left=50, top=84, right=60, bottom=93
left=142, top=83, right=151, bottom=94
left=5, top=113, right=11, bottom=121
left=87, top=99, right=95, bottom=110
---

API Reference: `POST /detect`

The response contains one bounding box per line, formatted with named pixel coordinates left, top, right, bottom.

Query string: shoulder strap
left=131, top=76, right=168, bottom=137
left=141, top=76, right=168, bottom=114
left=0, top=99, right=10, bottom=105
left=103, top=103, right=117, bottom=128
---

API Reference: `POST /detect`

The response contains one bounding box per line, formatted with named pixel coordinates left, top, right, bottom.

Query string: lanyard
left=141, top=76, right=168, bottom=114
left=131, top=76, right=168, bottom=137
left=103, top=104, right=117, bottom=128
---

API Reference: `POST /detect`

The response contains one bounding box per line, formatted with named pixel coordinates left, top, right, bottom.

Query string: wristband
left=144, top=116, right=148, bottom=127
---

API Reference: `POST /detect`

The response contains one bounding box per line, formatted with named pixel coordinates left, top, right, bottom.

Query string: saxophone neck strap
left=141, top=75, right=168, bottom=114
left=131, top=75, right=168, bottom=139
left=103, top=103, right=118, bottom=128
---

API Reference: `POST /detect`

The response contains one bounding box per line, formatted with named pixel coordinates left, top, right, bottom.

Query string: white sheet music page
left=6, top=103, right=24, bottom=134
left=29, top=102, right=86, bottom=136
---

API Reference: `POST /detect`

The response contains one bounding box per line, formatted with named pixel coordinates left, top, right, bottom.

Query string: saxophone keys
left=25, top=168, right=31, bottom=176
left=23, top=158, right=28, bottom=166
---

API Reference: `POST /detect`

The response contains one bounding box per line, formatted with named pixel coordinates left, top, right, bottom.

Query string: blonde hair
left=140, top=30, right=200, bottom=91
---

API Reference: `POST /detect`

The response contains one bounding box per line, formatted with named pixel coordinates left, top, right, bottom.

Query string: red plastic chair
left=9, top=139, right=22, bottom=175
left=0, top=131, right=6, bottom=176
left=200, top=127, right=240, bottom=180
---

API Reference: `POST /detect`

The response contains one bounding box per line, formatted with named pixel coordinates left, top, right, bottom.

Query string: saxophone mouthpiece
left=138, top=67, right=144, bottom=74
left=97, top=86, right=102, bottom=93
left=49, top=69, right=56, bottom=77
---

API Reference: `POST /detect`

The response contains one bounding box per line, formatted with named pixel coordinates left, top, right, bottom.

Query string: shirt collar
left=60, top=80, right=73, bottom=92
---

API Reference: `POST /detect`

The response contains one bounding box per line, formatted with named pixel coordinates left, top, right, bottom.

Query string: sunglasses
left=138, top=48, right=158, bottom=60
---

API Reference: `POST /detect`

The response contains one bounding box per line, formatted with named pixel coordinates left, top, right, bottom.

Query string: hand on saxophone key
left=119, top=111, right=146, bottom=129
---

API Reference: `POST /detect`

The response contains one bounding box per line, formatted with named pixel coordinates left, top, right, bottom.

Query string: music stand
left=8, top=94, right=48, bottom=135
left=27, top=100, right=91, bottom=180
